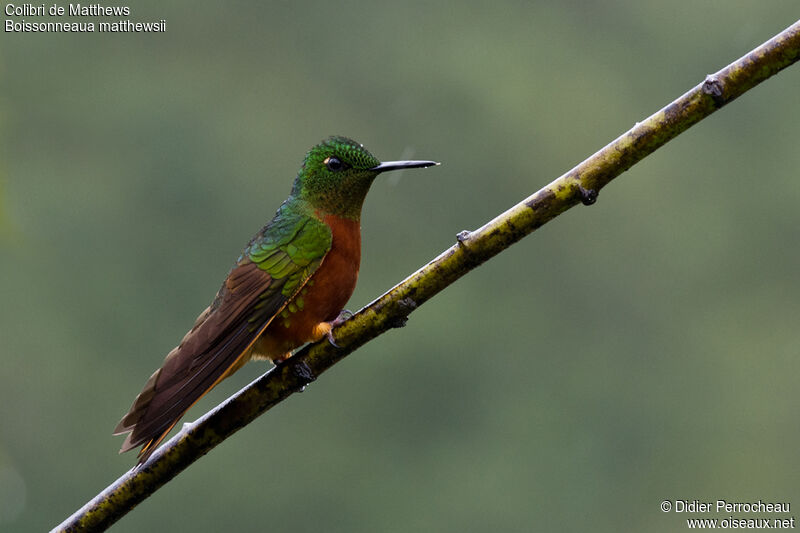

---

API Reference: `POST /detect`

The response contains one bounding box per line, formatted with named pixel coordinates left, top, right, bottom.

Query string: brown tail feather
left=113, top=263, right=282, bottom=462
left=114, top=248, right=328, bottom=463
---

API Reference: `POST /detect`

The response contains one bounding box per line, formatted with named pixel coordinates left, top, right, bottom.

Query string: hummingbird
left=114, top=136, right=438, bottom=464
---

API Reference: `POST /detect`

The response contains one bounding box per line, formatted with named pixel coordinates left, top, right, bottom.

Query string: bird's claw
left=326, top=329, right=341, bottom=348
left=326, top=309, right=354, bottom=348
left=331, top=309, right=354, bottom=326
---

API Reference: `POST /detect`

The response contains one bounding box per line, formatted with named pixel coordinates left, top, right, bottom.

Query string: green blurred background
left=3, top=2, right=799, bottom=531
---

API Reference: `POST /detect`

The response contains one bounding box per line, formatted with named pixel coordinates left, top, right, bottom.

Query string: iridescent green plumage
left=115, top=136, right=438, bottom=464
left=292, top=136, right=381, bottom=220
left=244, top=203, right=332, bottom=295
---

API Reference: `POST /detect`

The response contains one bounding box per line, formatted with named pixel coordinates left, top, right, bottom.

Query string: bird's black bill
left=371, top=160, right=439, bottom=172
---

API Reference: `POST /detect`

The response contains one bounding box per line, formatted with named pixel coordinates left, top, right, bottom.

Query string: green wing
left=245, top=202, right=333, bottom=320
left=115, top=204, right=332, bottom=463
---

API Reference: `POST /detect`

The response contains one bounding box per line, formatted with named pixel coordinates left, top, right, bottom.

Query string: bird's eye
left=324, top=156, right=344, bottom=172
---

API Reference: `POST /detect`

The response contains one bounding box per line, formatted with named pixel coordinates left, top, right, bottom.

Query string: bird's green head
left=291, top=136, right=438, bottom=220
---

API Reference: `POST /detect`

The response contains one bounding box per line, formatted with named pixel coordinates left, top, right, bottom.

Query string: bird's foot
left=326, top=309, right=354, bottom=348
left=332, top=309, right=354, bottom=326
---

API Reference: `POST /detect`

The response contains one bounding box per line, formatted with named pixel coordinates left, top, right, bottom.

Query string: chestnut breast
left=258, top=214, right=361, bottom=354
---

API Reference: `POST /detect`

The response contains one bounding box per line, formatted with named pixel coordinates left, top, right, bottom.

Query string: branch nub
left=577, top=185, right=598, bottom=205
left=702, top=75, right=725, bottom=106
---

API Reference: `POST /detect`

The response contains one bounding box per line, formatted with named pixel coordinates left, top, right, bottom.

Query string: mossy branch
left=54, top=19, right=800, bottom=533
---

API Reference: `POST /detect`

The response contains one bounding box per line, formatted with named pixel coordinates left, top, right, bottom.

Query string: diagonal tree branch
left=54, top=18, right=800, bottom=533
